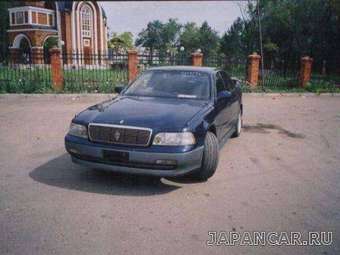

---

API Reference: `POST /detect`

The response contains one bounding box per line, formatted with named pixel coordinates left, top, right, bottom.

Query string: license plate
left=102, top=150, right=129, bottom=163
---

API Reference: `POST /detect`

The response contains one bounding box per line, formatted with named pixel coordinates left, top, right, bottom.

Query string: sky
left=99, top=1, right=245, bottom=40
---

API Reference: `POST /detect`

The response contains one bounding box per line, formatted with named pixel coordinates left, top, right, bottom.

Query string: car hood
left=75, top=96, right=210, bottom=132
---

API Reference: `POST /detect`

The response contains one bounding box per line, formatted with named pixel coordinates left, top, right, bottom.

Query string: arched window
left=81, top=5, right=92, bottom=37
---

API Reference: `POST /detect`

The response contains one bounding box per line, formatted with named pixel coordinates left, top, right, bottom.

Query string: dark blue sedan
left=65, top=66, right=242, bottom=181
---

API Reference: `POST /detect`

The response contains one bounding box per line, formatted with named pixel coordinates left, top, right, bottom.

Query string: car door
left=220, top=71, right=239, bottom=128
left=214, top=71, right=233, bottom=139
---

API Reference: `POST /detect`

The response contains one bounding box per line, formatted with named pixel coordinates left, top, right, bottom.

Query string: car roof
left=147, top=66, right=218, bottom=74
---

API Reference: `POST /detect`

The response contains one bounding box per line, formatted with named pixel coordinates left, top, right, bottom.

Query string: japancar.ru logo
left=207, top=231, right=333, bottom=246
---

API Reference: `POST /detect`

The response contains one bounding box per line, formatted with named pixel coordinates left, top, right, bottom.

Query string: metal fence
left=258, top=59, right=300, bottom=91
left=0, top=51, right=52, bottom=93
left=204, top=54, right=301, bottom=90
left=1, top=49, right=339, bottom=93
left=0, top=50, right=129, bottom=93
left=138, top=50, right=192, bottom=72
left=62, top=52, right=128, bottom=93
left=204, top=54, right=247, bottom=81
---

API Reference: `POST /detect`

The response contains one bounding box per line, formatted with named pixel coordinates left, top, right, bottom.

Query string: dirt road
left=0, top=94, right=339, bottom=254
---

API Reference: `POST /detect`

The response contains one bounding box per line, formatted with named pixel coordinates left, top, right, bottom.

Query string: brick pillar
left=192, top=52, right=203, bottom=66
left=9, top=48, right=20, bottom=64
left=299, top=56, right=313, bottom=88
left=31, top=47, right=44, bottom=64
left=247, top=52, right=261, bottom=87
left=50, top=47, right=64, bottom=92
left=128, top=50, right=138, bottom=82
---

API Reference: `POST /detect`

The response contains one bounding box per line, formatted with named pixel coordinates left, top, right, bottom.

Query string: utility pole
left=257, top=0, right=264, bottom=81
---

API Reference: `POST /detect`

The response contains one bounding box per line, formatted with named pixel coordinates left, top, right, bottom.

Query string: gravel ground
left=0, top=94, right=339, bottom=255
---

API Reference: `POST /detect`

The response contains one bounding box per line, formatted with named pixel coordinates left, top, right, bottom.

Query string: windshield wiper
left=177, top=94, right=197, bottom=99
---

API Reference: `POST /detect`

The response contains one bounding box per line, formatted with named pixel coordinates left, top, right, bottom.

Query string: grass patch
left=305, top=80, right=340, bottom=94
left=241, top=80, right=340, bottom=93
left=63, top=69, right=128, bottom=93
left=241, top=73, right=340, bottom=93
left=0, top=67, right=52, bottom=93
left=0, top=67, right=128, bottom=93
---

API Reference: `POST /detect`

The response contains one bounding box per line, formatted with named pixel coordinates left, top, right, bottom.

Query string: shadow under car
left=29, top=153, right=183, bottom=196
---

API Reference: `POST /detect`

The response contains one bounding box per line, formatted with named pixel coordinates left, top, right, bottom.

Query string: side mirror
left=231, top=77, right=241, bottom=87
left=217, top=91, right=231, bottom=103
left=114, top=84, right=126, bottom=94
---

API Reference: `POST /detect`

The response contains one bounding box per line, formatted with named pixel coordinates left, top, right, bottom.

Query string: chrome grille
left=88, top=124, right=152, bottom=146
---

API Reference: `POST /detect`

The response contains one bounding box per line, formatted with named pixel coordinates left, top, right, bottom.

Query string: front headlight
left=68, top=123, right=88, bottom=139
left=153, top=132, right=196, bottom=146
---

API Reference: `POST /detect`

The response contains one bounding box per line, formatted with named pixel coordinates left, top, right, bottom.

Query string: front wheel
left=192, top=131, right=219, bottom=181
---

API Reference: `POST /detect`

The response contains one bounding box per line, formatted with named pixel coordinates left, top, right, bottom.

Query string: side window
left=220, top=71, right=235, bottom=91
left=215, top=72, right=226, bottom=93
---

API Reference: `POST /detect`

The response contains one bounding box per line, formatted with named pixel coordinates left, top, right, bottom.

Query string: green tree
left=44, top=37, right=58, bottom=49
left=179, top=22, right=200, bottom=53
left=0, top=1, right=12, bottom=61
left=220, top=0, right=339, bottom=73
left=135, top=19, right=182, bottom=53
left=220, top=18, right=246, bottom=58
left=161, top=18, right=182, bottom=52
left=179, top=21, right=220, bottom=57
left=108, top=32, right=133, bottom=51
left=136, top=20, right=220, bottom=58
left=135, top=20, right=164, bottom=55
left=330, top=0, right=340, bottom=73
left=0, top=1, right=24, bottom=61
left=198, top=21, right=220, bottom=57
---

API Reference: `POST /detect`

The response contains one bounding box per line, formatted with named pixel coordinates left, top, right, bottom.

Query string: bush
left=305, top=80, right=340, bottom=94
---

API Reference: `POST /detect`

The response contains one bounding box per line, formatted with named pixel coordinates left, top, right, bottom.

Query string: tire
left=232, top=112, right=242, bottom=138
left=192, top=131, right=219, bottom=181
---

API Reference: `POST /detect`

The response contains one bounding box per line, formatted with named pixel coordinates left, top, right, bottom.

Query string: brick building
left=7, top=1, right=108, bottom=64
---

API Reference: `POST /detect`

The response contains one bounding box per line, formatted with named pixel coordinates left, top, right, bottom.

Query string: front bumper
left=65, top=139, right=204, bottom=177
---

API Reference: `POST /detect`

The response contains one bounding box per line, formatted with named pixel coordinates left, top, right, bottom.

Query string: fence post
left=247, top=52, right=261, bottom=87
left=192, top=52, right=203, bottom=66
left=50, top=47, right=64, bottom=92
left=128, top=49, right=138, bottom=82
left=299, top=56, right=313, bottom=88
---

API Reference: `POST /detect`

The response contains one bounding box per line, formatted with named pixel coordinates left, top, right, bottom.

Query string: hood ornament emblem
left=114, top=130, right=121, bottom=141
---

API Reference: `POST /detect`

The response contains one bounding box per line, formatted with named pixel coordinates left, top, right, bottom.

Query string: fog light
left=155, top=159, right=177, bottom=165
left=69, top=148, right=79, bottom=154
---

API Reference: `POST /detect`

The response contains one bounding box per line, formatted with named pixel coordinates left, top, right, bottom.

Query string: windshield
left=124, top=70, right=211, bottom=100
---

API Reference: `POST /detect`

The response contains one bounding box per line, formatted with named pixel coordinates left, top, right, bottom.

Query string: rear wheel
left=192, top=131, right=219, bottom=181
left=232, top=112, right=242, bottom=138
